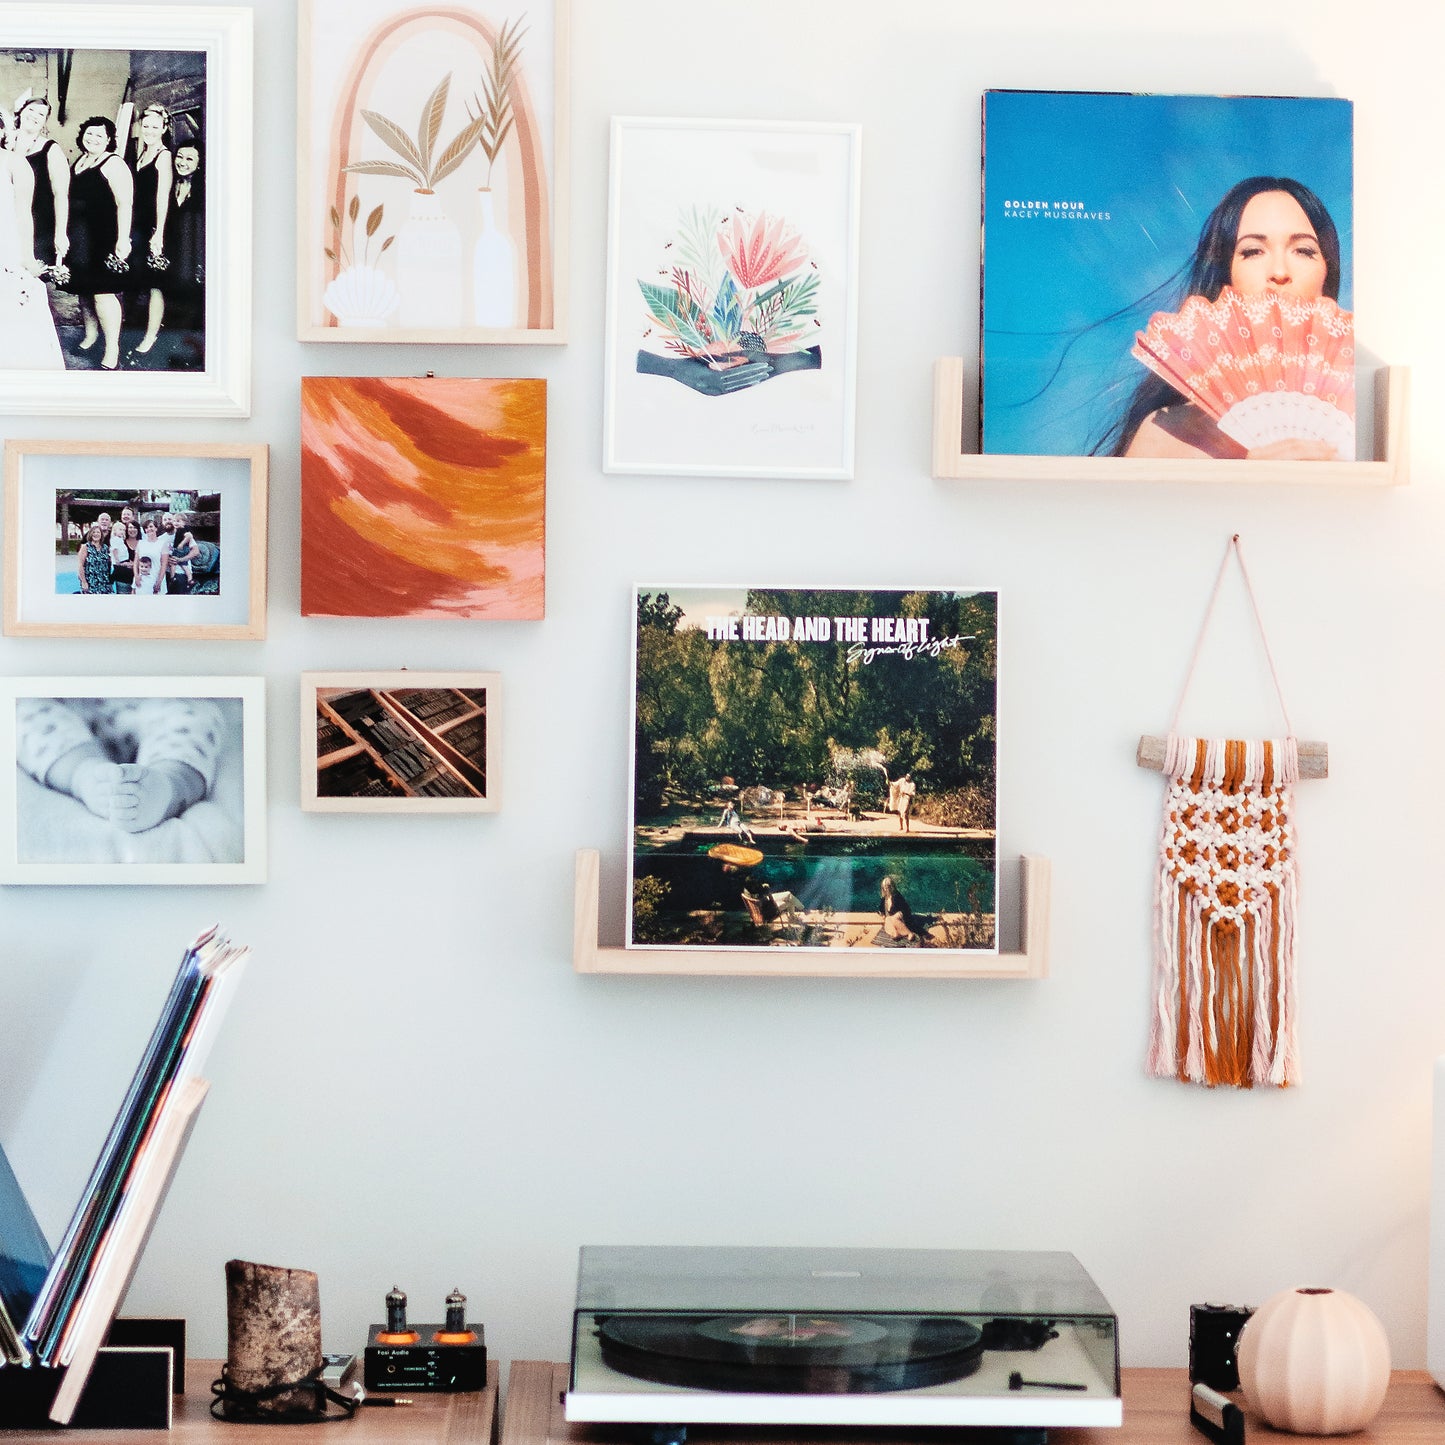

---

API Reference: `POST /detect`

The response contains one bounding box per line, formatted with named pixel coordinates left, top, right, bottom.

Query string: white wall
left=4, top=0, right=1445, bottom=1374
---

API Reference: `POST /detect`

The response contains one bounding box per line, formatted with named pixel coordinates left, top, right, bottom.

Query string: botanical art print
left=605, top=119, right=860, bottom=479
left=299, top=0, right=566, bottom=342
left=628, top=587, right=997, bottom=953
left=981, top=91, right=1354, bottom=460
left=636, top=206, right=821, bottom=396
left=300, top=376, right=545, bottom=620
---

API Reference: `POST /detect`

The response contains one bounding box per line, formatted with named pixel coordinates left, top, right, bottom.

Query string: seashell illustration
left=323, top=265, right=399, bottom=327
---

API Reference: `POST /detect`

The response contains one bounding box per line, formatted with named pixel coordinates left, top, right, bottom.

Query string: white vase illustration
left=396, top=188, right=462, bottom=329
left=323, top=265, right=399, bottom=328
left=472, top=188, right=517, bottom=328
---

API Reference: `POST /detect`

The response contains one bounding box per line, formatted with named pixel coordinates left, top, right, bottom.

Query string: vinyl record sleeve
left=627, top=587, right=998, bottom=954
left=980, top=90, right=1354, bottom=458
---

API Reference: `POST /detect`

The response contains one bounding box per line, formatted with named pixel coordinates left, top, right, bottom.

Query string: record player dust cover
left=627, top=587, right=997, bottom=953
left=981, top=91, right=1354, bottom=460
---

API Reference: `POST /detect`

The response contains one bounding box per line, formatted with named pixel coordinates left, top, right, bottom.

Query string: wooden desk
left=501, top=1361, right=1445, bottom=1444
left=0, top=1359, right=498, bottom=1441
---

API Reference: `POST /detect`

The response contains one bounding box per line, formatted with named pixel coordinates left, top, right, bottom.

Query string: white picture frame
left=297, top=0, right=569, bottom=344
left=0, top=676, right=267, bottom=885
left=0, top=4, right=253, bottom=416
left=604, top=118, right=861, bottom=480
left=301, top=671, right=500, bottom=813
left=4, top=438, right=268, bottom=640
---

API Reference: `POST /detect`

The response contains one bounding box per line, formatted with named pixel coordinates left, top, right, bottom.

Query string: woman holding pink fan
left=1108, top=176, right=1352, bottom=461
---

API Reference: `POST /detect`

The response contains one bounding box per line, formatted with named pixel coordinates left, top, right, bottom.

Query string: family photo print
left=4, top=439, right=268, bottom=639
left=0, top=5, right=253, bottom=415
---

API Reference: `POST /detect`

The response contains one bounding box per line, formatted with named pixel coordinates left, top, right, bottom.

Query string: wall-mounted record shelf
left=571, top=848, right=1050, bottom=979
left=931, top=360, right=1410, bottom=485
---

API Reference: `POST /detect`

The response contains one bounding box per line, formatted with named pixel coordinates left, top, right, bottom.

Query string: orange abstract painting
left=301, top=376, right=545, bottom=619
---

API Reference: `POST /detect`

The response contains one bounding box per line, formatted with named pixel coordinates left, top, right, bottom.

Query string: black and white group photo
left=0, top=45, right=207, bottom=373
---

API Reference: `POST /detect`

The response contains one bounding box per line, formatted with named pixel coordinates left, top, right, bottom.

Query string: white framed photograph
left=297, top=0, right=568, bottom=344
left=0, top=676, right=266, bottom=885
left=604, top=118, right=861, bottom=479
left=0, top=4, right=252, bottom=416
left=301, top=671, right=499, bottom=813
left=4, top=439, right=268, bottom=640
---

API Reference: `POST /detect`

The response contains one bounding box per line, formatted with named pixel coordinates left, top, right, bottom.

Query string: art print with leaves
left=299, top=0, right=567, bottom=343
left=636, top=206, right=822, bottom=397
left=605, top=119, right=861, bottom=479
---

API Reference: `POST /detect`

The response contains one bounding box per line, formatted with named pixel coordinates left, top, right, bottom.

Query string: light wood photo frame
left=302, top=671, right=500, bottom=813
left=297, top=0, right=569, bottom=344
left=4, top=439, right=268, bottom=640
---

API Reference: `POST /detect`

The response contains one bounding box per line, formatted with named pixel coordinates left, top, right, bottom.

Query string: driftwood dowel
left=1136, top=736, right=1328, bottom=780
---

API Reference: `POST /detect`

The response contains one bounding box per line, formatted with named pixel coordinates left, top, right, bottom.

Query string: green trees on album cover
left=633, top=588, right=996, bottom=826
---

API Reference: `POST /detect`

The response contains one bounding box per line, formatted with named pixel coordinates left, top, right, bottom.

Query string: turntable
left=566, top=1246, right=1121, bottom=1435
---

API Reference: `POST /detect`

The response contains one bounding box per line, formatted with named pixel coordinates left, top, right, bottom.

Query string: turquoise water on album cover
left=980, top=91, right=1353, bottom=456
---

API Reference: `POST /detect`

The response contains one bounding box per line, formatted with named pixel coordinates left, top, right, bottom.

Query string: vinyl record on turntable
left=596, top=1312, right=985, bottom=1394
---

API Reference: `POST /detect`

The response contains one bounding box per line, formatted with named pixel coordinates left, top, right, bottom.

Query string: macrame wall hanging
left=1137, top=536, right=1328, bottom=1090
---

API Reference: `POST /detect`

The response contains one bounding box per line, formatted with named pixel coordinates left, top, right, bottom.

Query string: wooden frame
left=574, top=850, right=1050, bottom=979
left=0, top=5, right=252, bottom=416
left=933, top=360, right=1411, bottom=485
left=296, top=0, right=569, bottom=344
left=3, top=439, right=268, bottom=640
left=604, top=117, right=862, bottom=479
left=0, top=676, right=266, bottom=886
left=301, top=671, right=500, bottom=813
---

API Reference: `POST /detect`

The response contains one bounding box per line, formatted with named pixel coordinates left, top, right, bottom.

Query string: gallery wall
left=3, top=0, right=1444, bottom=1373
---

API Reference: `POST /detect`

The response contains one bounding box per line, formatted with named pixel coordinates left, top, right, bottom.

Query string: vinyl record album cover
left=980, top=91, right=1354, bottom=460
left=627, top=587, right=997, bottom=953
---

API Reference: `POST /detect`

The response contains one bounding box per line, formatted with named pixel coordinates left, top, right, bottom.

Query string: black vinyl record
left=597, top=1313, right=984, bottom=1395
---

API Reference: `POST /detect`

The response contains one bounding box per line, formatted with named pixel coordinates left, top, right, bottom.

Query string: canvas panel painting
left=980, top=91, right=1354, bottom=461
left=604, top=119, right=862, bottom=479
left=627, top=587, right=998, bottom=953
left=0, top=6, right=251, bottom=416
left=300, top=375, right=545, bottom=620
left=298, top=0, right=566, bottom=343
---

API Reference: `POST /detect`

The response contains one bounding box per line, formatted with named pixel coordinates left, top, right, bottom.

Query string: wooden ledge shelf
left=932, top=358, right=1410, bottom=485
left=572, top=848, right=1050, bottom=979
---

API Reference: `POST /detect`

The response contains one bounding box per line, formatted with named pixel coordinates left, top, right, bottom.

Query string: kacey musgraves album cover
left=627, top=587, right=998, bottom=953
left=980, top=91, right=1355, bottom=461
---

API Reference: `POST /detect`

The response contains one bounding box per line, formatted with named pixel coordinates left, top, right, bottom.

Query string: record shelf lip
left=572, top=849, right=1050, bottom=979
left=932, top=359, right=1410, bottom=486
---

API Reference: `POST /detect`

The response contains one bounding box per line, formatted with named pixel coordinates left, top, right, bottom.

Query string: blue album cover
left=0, top=1142, right=51, bottom=1320
left=981, top=91, right=1354, bottom=459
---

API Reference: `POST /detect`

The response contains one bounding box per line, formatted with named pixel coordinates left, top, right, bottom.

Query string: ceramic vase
left=1237, top=1286, right=1390, bottom=1434
left=471, top=188, right=517, bottom=328
left=395, top=189, right=462, bottom=329
left=322, top=265, right=399, bottom=328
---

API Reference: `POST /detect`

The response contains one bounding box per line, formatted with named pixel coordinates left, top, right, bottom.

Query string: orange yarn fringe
left=1148, top=736, right=1299, bottom=1089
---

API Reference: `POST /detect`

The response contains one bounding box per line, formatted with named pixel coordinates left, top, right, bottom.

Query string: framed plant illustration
left=297, top=0, right=568, bottom=343
left=300, top=375, right=545, bottom=619
left=301, top=671, right=498, bottom=813
left=0, top=5, right=252, bottom=416
left=0, top=675, right=266, bottom=885
left=4, top=439, right=268, bottom=640
left=604, top=119, right=862, bottom=479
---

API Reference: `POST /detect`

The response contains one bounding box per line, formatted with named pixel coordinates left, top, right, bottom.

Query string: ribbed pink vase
left=1237, top=1287, right=1390, bottom=1434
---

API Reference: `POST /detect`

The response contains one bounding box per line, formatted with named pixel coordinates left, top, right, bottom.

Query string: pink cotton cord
left=1166, top=536, right=1296, bottom=742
